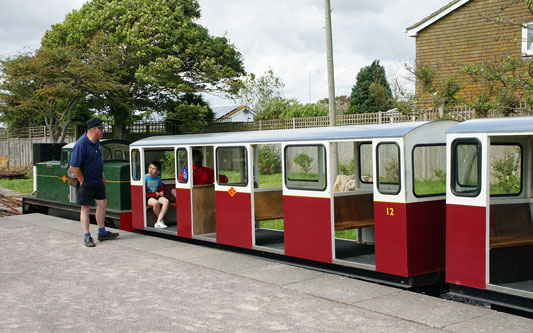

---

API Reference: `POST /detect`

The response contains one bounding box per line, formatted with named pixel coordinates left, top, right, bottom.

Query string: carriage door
left=282, top=142, right=332, bottom=263
left=373, top=139, right=408, bottom=276
left=174, top=146, right=192, bottom=238
left=214, top=144, right=253, bottom=249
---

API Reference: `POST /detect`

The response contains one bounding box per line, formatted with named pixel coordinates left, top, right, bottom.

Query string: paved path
left=1, top=213, right=532, bottom=332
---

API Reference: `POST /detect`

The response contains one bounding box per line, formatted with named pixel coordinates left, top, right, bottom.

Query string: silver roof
left=447, top=116, right=533, bottom=134
left=131, top=121, right=431, bottom=147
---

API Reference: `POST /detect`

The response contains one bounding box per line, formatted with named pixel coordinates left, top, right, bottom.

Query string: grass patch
left=335, top=229, right=357, bottom=241
left=258, top=173, right=282, bottom=188
left=414, top=180, right=446, bottom=196
left=0, top=175, right=34, bottom=193
left=260, top=219, right=284, bottom=230
left=260, top=219, right=358, bottom=241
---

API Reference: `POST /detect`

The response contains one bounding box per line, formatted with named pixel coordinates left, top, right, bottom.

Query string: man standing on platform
left=70, top=117, right=119, bottom=247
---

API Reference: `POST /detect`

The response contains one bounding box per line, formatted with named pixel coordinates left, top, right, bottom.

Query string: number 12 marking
left=386, top=207, right=394, bottom=216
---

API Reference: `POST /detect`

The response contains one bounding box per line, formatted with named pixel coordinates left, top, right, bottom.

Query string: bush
left=338, top=159, right=354, bottom=175
left=258, top=146, right=281, bottom=175
left=294, top=153, right=313, bottom=175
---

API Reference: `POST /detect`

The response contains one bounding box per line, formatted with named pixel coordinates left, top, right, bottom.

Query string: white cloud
left=198, top=0, right=449, bottom=106
left=0, top=0, right=450, bottom=106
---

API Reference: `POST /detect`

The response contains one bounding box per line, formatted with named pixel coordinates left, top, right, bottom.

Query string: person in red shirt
left=178, top=149, right=228, bottom=185
left=171, top=150, right=228, bottom=205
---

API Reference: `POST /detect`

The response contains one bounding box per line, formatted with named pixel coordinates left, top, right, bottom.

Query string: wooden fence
left=1, top=106, right=531, bottom=169
left=0, top=126, right=76, bottom=169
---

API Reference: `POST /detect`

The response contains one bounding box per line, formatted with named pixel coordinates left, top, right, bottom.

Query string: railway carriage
left=129, top=120, right=456, bottom=286
left=445, top=117, right=533, bottom=312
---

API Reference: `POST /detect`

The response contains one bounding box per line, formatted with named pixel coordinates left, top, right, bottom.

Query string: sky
left=0, top=0, right=451, bottom=107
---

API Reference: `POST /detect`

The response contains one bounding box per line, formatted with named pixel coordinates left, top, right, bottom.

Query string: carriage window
left=144, top=150, right=175, bottom=180
left=285, top=145, right=326, bottom=191
left=413, top=145, right=446, bottom=197
left=490, top=144, right=522, bottom=196
left=114, top=150, right=124, bottom=160
left=176, top=148, right=188, bottom=184
left=217, top=147, right=248, bottom=186
left=377, top=143, right=400, bottom=194
left=452, top=140, right=481, bottom=196
left=131, top=149, right=141, bottom=181
left=103, top=146, right=112, bottom=160
left=359, top=143, right=373, bottom=183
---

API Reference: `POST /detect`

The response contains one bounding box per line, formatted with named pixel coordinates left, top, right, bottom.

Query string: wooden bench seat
left=334, top=193, right=374, bottom=231
left=490, top=234, right=533, bottom=249
left=254, top=189, right=283, bottom=222
left=489, top=203, right=533, bottom=249
left=334, top=218, right=374, bottom=231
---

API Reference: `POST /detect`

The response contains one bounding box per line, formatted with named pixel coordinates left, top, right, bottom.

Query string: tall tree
left=0, top=44, right=125, bottom=142
left=42, top=0, right=245, bottom=137
left=350, top=60, right=393, bottom=113
left=236, top=69, right=285, bottom=115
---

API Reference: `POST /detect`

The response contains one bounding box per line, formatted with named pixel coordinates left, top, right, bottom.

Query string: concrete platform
left=1, top=213, right=532, bottom=332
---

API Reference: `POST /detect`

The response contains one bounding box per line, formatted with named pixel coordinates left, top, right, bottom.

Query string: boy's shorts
left=76, top=182, right=106, bottom=206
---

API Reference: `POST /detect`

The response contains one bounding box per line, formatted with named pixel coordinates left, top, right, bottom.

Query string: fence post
left=379, top=111, right=383, bottom=124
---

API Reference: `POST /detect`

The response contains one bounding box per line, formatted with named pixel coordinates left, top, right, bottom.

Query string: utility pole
left=324, top=0, right=336, bottom=126
left=324, top=0, right=338, bottom=179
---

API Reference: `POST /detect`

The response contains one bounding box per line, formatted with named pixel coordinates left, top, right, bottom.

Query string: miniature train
left=23, top=139, right=133, bottom=231
left=23, top=117, right=533, bottom=314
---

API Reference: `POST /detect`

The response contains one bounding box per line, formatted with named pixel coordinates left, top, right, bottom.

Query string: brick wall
left=414, top=0, right=532, bottom=107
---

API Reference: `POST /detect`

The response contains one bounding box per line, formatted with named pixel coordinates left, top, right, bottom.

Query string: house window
left=522, top=22, right=533, bottom=56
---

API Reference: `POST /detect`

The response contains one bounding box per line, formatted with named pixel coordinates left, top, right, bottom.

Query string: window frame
left=451, top=138, right=482, bottom=198
left=176, top=148, right=189, bottom=184
left=490, top=142, right=523, bottom=197
left=412, top=143, right=446, bottom=198
left=522, top=22, right=533, bottom=57
left=358, top=142, right=373, bottom=184
left=376, top=142, right=401, bottom=195
left=215, top=146, right=249, bottom=187
left=284, top=144, right=327, bottom=191
left=131, top=149, right=141, bottom=181
left=61, top=150, right=70, bottom=168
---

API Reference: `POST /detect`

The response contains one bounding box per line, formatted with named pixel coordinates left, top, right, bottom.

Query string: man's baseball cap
left=87, top=117, right=104, bottom=129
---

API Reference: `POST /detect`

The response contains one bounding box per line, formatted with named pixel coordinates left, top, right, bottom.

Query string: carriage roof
left=447, top=116, right=533, bottom=135
left=130, top=121, right=452, bottom=147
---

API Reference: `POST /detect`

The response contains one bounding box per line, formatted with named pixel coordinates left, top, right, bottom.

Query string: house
left=406, top=0, right=532, bottom=107
left=212, top=105, right=256, bottom=122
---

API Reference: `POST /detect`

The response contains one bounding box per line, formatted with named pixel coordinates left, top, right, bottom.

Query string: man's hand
left=71, top=166, right=84, bottom=185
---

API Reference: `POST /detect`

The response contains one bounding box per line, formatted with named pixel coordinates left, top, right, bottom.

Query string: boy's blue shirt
left=145, top=174, right=162, bottom=193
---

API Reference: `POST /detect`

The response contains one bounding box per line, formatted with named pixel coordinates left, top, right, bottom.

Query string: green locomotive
left=23, top=140, right=133, bottom=231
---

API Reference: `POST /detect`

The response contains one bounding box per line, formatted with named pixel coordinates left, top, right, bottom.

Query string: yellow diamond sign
left=228, top=187, right=237, bottom=197
left=62, top=175, right=67, bottom=182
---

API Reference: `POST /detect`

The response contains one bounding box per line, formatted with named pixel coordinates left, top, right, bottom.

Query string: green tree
left=42, top=0, right=245, bottom=137
left=254, top=96, right=297, bottom=120
left=237, top=69, right=285, bottom=116
left=350, top=60, right=393, bottom=113
left=0, top=44, right=125, bottom=142
left=279, top=102, right=327, bottom=120
left=165, top=102, right=210, bottom=134
left=164, top=93, right=213, bottom=133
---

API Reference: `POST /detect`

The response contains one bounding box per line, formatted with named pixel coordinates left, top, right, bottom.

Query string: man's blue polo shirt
left=70, top=133, right=104, bottom=185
